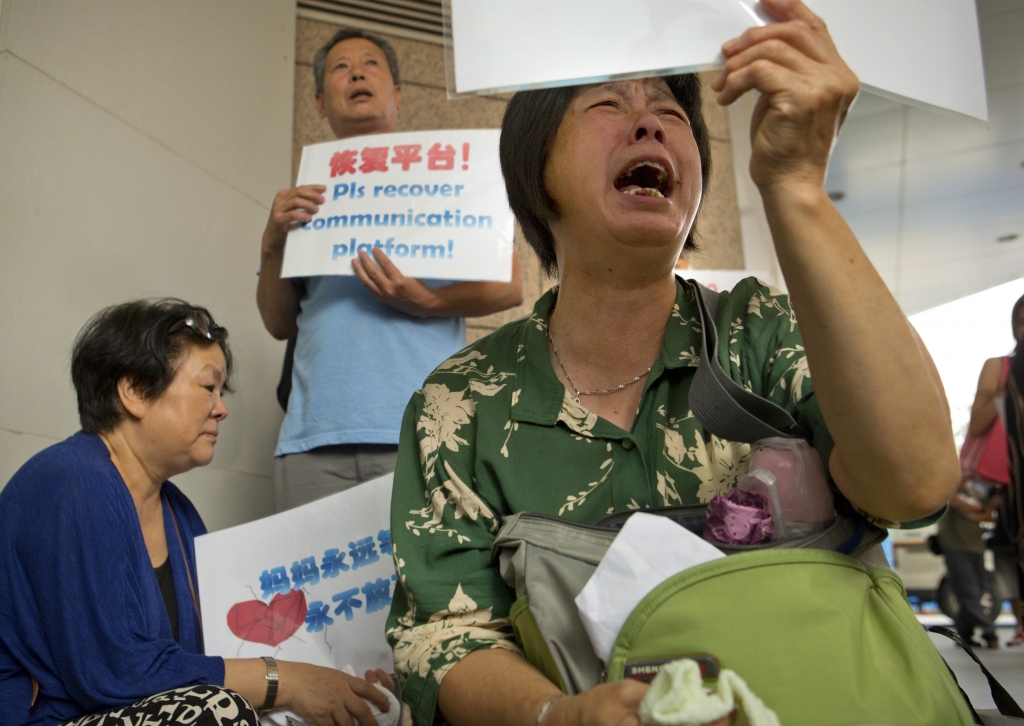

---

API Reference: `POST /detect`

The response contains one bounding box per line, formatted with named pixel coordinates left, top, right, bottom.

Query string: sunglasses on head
left=169, top=310, right=221, bottom=341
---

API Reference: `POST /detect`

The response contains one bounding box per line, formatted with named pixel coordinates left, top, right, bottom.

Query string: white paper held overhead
left=445, top=0, right=987, bottom=121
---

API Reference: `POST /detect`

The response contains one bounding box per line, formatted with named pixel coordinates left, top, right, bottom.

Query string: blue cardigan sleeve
left=20, top=447, right=224, bottom=711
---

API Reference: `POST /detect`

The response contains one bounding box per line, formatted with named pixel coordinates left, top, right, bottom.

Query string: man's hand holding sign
left=281, top=130, right=517, bottom=291
left=262, top=180, right=511, bottom=325
left=259, top=129, right=521, bottom=333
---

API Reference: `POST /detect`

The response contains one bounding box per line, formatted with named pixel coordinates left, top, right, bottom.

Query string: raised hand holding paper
left=282, top=129, right=514, bottom=282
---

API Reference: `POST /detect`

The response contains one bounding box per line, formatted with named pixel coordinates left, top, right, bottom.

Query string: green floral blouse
left=386, top=277, right=925, bottom=725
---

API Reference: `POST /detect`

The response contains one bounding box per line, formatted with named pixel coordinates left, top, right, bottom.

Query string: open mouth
left=614, top=160, right=671, bottom=198
left=350, top=89, right=373, bottom=101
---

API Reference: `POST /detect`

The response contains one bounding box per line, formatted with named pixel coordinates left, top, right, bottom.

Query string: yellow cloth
left=638, top=659, right=781, bottom=726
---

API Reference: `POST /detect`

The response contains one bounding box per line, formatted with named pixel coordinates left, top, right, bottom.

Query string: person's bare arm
left=256, top=185, right=327, bottom=339
left=974, top=492, right=1005, bottom=522
left=713, top=0, right=959, bottom=522
left=352, top=248, right=526, bottom=318
left=223, top=658, right=392, bottom=726
left=968, top=357, right=1005, bottom=437
left=948, top=490, right=983, bottom=518
left=437, top=648, right=648, bottom=726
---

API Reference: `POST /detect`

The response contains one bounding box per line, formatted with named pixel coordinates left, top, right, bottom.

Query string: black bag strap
left=685, top=279, right=802, bottom=443
left=684, top=278, right=884, bottom=556
left=927, top=626, right=1024, bottom=719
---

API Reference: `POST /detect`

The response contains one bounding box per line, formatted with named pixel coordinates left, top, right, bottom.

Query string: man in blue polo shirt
left=257, top=28, right=524, bottom=511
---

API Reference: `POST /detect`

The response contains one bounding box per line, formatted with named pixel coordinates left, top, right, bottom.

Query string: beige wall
left=293, top=18, right=744, bottom=343
left=0, top=0, right=296, bottom=530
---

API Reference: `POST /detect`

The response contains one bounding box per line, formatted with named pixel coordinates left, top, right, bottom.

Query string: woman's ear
left=116, top=378, right=148, bottom=421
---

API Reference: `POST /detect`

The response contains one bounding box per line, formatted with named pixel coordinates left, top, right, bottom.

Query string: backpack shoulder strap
left=927, top=626, right=1024, bottom=718
left=685, top=278, right=802, bottom=443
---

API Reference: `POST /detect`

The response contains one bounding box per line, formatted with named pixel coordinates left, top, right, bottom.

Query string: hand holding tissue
left=638, top=659, right=780, bottom=726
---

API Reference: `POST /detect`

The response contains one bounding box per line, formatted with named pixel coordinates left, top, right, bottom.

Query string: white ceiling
left=824, top=0, right=1024, bottom=314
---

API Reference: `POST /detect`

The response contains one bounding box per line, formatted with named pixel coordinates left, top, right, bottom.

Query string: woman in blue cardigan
left=0, top=300, right=393, bottom=726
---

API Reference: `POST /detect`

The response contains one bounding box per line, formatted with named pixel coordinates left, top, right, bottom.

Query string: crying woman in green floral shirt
left=388, top=277, right=818, bottom=717
left=386, top=9, right=959, bottom=725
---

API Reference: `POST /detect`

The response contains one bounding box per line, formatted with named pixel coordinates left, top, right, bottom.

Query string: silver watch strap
left=536, top=694, right=564, bottom=726
left=261, top=655, right=279, bottom=711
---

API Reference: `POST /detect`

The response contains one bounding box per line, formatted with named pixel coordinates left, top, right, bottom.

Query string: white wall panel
left=902, top=140, right=1024, bottom=206
left=846, top=92, right=902, bottom=119
left=825, top=164, right=901, bottom=216
left=0, top=429, right=60, bottom=496
left=0, top=55, right=285, bottom=475
left=902, top=186, right=1024, bottom=243
left=0, top=1, right=294, bottom=529
left=905, top=84, right=1024, bottom=161
left=838, top=205, right=900, bottom=249
left=0, top=0, right=294, bottom=206
left=826, top=109, right=905, bottom=175
left=901, top=213, right=1024, bottom=270
left=173, top=467, right=276, bottom=533
left=898, top=251, right=1024, bottom=316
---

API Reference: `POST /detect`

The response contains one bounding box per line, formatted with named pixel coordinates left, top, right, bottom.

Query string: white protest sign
left=446, top=0, right=987, bottom=121
left=282, top=129, right=514, bottom=281
left=196, top=474, right=395, bottom=672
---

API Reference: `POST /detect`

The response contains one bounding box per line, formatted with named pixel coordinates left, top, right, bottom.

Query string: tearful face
left=543, top=78, right=703, bottom=258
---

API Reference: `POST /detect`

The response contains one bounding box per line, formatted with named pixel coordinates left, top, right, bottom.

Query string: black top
left=154, top=558, right=179, bottom=642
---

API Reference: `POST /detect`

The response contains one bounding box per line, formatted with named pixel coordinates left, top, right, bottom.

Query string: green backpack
left=495, top=510, right=975, bottom=725
left=490, top=280, right=998, bottom=725
left=610, top=548, right=971, bottom=724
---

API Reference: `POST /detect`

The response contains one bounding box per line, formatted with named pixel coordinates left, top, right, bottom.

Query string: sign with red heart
left=197, top=473, right=396, bottom=672
left=227, top=590, right=307, bottom=647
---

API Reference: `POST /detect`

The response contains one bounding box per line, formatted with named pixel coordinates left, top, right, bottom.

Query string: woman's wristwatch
left=536, top=694, right=564, bottom=726
left=261, top=656, right=279, bottom=711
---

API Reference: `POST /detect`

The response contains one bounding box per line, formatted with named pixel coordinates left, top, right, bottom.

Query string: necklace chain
left=545, top=305, right=652, bottom=406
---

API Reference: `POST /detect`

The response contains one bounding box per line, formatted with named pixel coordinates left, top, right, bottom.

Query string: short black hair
left=313, top=28, right=401, bottom=94
left=71, top=299, right=233, bottom=434
left=499, top=75, right=712, bottom=276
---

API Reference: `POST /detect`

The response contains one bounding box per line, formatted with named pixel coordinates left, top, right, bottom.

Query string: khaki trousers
left=273, top=443, right=398, bottom=512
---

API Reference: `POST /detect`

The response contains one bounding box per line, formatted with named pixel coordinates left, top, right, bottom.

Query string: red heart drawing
left=227, top=590, right=307, bottom=647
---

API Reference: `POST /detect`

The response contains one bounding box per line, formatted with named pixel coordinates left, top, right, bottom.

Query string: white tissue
left=575, top=512, right=725, bottom=663
left=260, top=664, right=401, bottom=726
left=638, top=658, right=780, bottom=726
